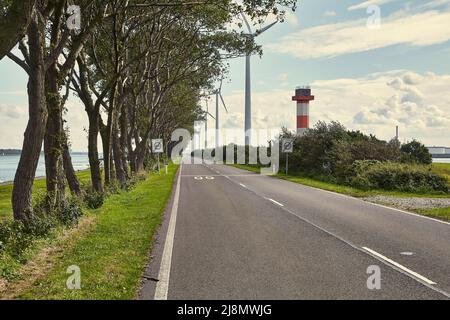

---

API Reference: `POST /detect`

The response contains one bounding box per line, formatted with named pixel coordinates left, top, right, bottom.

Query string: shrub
left=401, top=140, right=433, bottom=165
left=83, top=191, right=104, bottom=209
left=57, top=197, right=83, bottom=226
left=0, top=220, right=33, bottom=261
left=348, top=162, right=449, bottom=193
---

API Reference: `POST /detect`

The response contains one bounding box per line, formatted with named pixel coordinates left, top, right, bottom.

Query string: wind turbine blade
left=219, top=94, right=228, bottom=113
left=255, top=21, right=277, bottom=36
left=241, top=13, right=252, bottom=34
left=207, top=112, right=216, bottom=120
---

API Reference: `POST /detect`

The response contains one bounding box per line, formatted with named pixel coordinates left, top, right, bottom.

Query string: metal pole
left=216, top=93, right=219, bottom=149
left=286, top=153, right=289, bottom=175
left=245, top=54, right=251, bottom=146
left=157, top=153, right=161, bottom=174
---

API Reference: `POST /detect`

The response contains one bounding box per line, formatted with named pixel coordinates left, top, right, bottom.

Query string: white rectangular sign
left=282, top=138, right=294, bottom=153
left=152, top=139, right=164, bottom=154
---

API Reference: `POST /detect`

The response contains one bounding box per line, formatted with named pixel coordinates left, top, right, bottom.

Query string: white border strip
left=362, top=247, right=437, bottom=285
left=154, top=164, right=183, bottom=300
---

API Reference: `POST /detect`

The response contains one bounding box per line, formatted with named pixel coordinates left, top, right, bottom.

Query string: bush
left=401, top=140, right=433, bottom=165
left=0, top=221, right=33, bottom=260
left=348, top=162, right=449, bottom=193
left=83, top=191, right=105, bottom=209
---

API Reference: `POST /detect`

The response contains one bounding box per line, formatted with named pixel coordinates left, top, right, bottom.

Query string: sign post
left=281, top=138, right=294, bottom=175
left=152, top=139, right=164, bottom=174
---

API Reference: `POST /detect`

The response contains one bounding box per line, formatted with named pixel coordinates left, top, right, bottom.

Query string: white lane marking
left=401, top=252, right=415, bottom=256
left=267, top=198, right=284, bottom=207
left=239, top=183, right=247, bottom=188
left=362, top=247, right=436, bottom=285
left=154, top=164, right=183, bottom=300
left=205, top=176, right=215, bottom=180
left=194, top=176, right=203, bottom=180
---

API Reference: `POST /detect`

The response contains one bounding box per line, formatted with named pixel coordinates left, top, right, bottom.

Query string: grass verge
left=1, top=164, right=178, bottom=299
left=231, top=164, right=450, bottom=198
left=416, top=207, right=450, bottom=222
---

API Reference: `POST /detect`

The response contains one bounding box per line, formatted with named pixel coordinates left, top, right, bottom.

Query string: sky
left=1, top=0, right=450, bottom=151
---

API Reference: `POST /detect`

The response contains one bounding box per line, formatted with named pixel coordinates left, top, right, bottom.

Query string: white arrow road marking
left=362, top=247, right=436, bottom=285
left=154, top=164, right=182, bottom=300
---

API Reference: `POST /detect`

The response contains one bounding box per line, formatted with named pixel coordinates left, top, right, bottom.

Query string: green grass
left=417, top=207, right=450, bottom=222
left=231, top=164, right=450, bottom=199
left=16, top=164, right=178, bottom=300
left=0, top=171, right=92, bottom=221
left=431, top=163, right=450, bottom=183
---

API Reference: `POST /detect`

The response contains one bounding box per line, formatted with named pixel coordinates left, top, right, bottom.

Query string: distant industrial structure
left=292, top=87, right=315, bottom=136
left=427, top=146, right=450, bottom=158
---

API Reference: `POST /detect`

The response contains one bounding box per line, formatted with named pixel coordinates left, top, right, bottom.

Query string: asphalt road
left=140, top=163, right=450, bottom=300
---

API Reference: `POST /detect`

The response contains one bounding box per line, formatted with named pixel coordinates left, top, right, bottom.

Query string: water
left=0, top=153, right=90, bottom=183
left=433, top=158, right=450, bottom=164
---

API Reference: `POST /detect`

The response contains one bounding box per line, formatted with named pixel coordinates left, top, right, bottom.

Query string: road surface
left=140, top=163, right=450, bottom=300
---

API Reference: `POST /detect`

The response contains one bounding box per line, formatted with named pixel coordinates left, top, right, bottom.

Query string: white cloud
left=323, top=11, right=337, bottom=17
left=419, top=0, right=450, bottom=9
left=348, top=0, right=399, bottom=11
left=268, top=9, right=450, bottom=59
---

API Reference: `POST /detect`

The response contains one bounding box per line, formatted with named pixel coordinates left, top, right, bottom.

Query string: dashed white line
left=239, top=183, right=247, bottom=188
left=267, top=198, right=284, bottom=207
left=362, top=247, right=437, bottom=285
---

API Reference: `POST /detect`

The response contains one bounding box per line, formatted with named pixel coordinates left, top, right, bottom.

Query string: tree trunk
left=11, top=14, right=47, bottom=221
left=44, top=64, right=65, bottom=205
left=119, top=107, right=129, bottom=179
left=88, top=114, right=103, bottom=193
left=135, top=140, right=148, bottom=173
left=62, top=133, right=81, bottom=196
left=113, top=124, right=127, bottom=185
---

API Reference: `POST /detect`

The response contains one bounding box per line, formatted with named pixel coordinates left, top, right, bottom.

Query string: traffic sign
left=282, top=139, right=294, bottom=153
left=152, top=139, right=164, bottom=153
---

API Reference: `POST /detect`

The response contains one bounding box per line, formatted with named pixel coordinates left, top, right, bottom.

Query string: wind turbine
left=213, top=78, right=228, bottom=148
left=241, top=14, right=278, bottom=146
left=204, top=98, right=215, bottom=149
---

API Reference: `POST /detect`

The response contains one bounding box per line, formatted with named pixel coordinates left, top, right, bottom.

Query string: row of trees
left=0, top=0, right=298, bottom=221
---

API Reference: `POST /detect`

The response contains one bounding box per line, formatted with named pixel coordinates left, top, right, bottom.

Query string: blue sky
left=1, top=0, right=450, bottom=150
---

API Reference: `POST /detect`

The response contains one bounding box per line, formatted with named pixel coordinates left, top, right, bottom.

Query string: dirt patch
left=0, top=215, right=96, bottom=299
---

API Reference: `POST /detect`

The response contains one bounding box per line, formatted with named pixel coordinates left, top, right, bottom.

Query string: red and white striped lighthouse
left=292, top=87, right=315, bottom=136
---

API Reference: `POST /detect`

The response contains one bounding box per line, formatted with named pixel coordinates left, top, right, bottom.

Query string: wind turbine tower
left=242, top=14, right=277, bottom=146
left=204, top=98, right=215, bottom=149
left=213, top=78, right=228, bottom=148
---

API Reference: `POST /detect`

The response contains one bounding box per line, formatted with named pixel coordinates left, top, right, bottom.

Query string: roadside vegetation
left=1, top=164, right=178, bottom=299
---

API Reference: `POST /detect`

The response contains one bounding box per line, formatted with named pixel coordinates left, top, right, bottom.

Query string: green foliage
left=401, top=140, right=433, bottom=165
left=83, top=191, right=104, bottom=209
left=0, top=193, right=83, bottom=267
left=346, top=161, right=448, bottom=193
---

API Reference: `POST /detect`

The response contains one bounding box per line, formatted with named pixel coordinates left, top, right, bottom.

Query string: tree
left=0, top=0, right=36, bottom=61
left=401, top=140, right=433, bottom=165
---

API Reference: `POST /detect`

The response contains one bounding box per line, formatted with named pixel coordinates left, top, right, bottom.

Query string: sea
left=0, top=153, right=90, bottom=183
